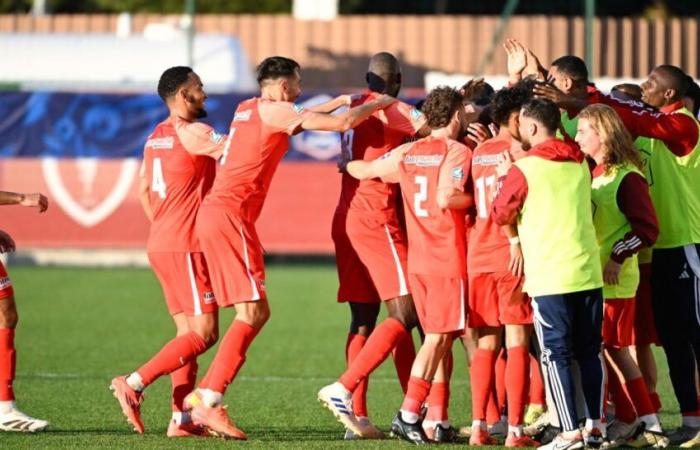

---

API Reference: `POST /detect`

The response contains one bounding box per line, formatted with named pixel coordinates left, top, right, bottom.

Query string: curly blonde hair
left=577, top=104, right=642, bottom=174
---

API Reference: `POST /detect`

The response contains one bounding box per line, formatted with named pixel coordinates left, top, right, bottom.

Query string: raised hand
left=467, top=122, right=493, bottom=145
left=504, top=38, right=527, bottom=82
left=19, top=193, right=49, bottom=213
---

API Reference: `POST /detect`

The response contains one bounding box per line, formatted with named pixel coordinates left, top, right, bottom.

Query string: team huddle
left=0, top=37, right=698, bottom=449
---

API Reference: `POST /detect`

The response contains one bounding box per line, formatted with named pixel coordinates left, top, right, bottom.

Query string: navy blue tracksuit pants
left=532, top=288, right=605, bottom=432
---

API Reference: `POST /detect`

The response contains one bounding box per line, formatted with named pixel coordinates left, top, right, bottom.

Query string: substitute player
left=181, top=56, right=395, bottom=439
left=493, top=98, right=606, bottom=450
left=467, top=85, right=538, bottom=448
left=576, top=104, right=667, bottom=447
left=0, top=191, right=49, bottom=433
left=322, top=86, right=472, bottom=444
left=110, top=66, right=226, bottom=437
left=331, top=52, right=427, bottom=439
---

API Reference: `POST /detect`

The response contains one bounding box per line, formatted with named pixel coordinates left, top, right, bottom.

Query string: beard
left=194, top=108, right=208, bottom=119
left=520, top=137, right=531, bottom=151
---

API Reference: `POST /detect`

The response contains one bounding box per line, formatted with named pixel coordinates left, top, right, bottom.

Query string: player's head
left=641, top=64, right=690, bottom=108
left=366, top=52, right=402, bottom=97
left=257, top=56, right=302, bottom=102
left=157, top=66, right=208, bottom=119
left=422, top=86, right=465, bottom=135
left=460, top=78, right=495, bottom=125
left=683, top=76, right=700, bottom=118
left=518, top=97, right=560, bottom=150
left=548, top=55, right=589, bottom=96
left=611, top=83, right=643, bottom=103
left=576, top=104, right=642, bottom=172
left=490, top=82, right=533, bottom=139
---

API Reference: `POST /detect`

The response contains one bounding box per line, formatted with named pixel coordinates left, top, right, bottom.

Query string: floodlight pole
left=584, top=0, right=595, bottom=76
left=185, top=0, right=196, bottom=67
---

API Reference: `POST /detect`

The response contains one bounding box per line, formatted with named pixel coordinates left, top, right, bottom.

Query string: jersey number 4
left=152, top=158, right=167, bottom=199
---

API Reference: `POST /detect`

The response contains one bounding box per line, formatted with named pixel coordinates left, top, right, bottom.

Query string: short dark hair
left=490, top=84, right=533, bottom=126
left=421, top=86, right=464, bottom=129
left=656, top=65, right=691, bottom=98
left=157, top=66, right=193, bottom=102
left=521, top=98, right=561, bottom=134
left=461, top=79, right=495, bottom=106
left=685, top=76, right=700, bottom=117
left=551, top=55, right=589, bottom=82
left=256, top=56, right=300, bottom=85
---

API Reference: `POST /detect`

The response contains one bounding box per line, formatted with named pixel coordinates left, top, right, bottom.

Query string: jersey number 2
left=152, top=158, right=167, bottom=199
left=414, top=175, right=429, bottom=217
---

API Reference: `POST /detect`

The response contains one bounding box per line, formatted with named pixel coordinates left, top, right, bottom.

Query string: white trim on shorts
left=186, top=252, right=202, bottom=316
left=383, top=224, right=409, bottom=296
left=240, top=226, right=261, bottom=301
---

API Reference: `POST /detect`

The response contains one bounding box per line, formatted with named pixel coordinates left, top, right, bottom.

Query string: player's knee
left=387, top=296, right=418, bottom=329
left=200, top=328, right=219, bottom=348
left=349, top=303, right=379, bottom=334
left=0, top=297, right=17, bottom=328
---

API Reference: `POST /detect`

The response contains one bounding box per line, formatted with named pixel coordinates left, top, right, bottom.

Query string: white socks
left=585, top=418, right=606, bottom=434
left=509, top=425, right=524, bottom=437
left=683, top=415, right=700, bottom=428
left=172, top=411, right=191, bottom=425
left=199, top=388, right=223, bottom=408
left=126, top=373, right=145, bottom=392
left=0, top=400, right=16, bottom=414
left=640, top=414, right=662, bottom=433
left=400, top=410, right=421, bottom=424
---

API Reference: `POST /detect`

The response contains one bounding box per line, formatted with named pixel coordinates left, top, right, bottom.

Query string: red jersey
left=202, top=97, right=311, bottom=222
left=468, top=135, right=514, bottom=273
left=142, top=116, right=222, bottom=252
left=396, top=136, right=471, bottom=277
left=336, top=92, right=425, bottom=220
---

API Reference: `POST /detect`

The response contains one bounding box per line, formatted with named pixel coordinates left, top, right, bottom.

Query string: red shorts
left=196, top=207, right=266, bottom=307
left=332, top=212, right=409, bottom=303
left=148, top=252, right=217, bottom=316
left=409, top=273, right=466, bottom=334
left=603, top=298, right=636, bottom=349
left=632, top=263, right=660, bottom=346
left=0, top=262, right=13, bottom=300
left=467, top=271, right=532, bottom=328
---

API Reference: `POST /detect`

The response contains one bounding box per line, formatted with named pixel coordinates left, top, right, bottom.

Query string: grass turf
left=0, top=264, right=682, bottom=448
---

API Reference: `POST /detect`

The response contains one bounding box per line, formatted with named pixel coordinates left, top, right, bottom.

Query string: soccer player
left=182, top=56, right=396, bottom=440
left=467, top=84, right=538, bottom=447
left=493, top=98, right=606, bottom=450
left=0, top=190, right=49, bottom=432
left=329, top=86, right=472, bottom=444
left=576, top=104, right=668, bottom=447
left=331, top=52, right=427, bottom=439
left=110, top=66, right=226, bottom=437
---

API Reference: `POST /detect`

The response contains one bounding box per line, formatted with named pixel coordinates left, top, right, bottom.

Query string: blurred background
left=0, top=0, right=698, bottom=266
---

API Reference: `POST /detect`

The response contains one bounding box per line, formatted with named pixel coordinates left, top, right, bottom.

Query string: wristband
left=508, top=236, right=520, bottom=245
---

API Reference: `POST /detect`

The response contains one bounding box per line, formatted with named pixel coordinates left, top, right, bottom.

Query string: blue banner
left=0, top=92, right=421, bottom=161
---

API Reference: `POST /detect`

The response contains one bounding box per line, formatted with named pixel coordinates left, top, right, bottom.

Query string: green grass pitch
left=0, top=264, right=682, bottom=448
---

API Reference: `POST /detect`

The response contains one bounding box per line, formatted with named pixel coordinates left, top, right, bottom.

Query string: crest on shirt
left=451, top=167, right=465, bottom=181
left=210, top=131, right=224, bottom=144
left=42, top=157, right=140, bottom=228
left=410, top=108, right=423, bottom=121
left=292, top=103, right=305, bottom=114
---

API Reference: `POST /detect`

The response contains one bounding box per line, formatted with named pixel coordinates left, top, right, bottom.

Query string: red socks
left=506, top=346, right=529, bottom=426
left=392, top=331, right=416, bottom=393
left=495, top=349, right=507, bottom=414
left=529, top=353, right=545, bottom=405
left=625, top=377, right=656, bottom=417
left=200, top=320, right=258, bottom=393
left=136, top=331, right=207, bottom=386
left=649, top=392, right=662, bottom=413
left=0, top=328, right=15, bottom=401
left=339, top=318, right=409, bottom=392
left=346, top=333, right=369, bottom=418
left=425, top=381, right=450, bottom=422
left=171, top=360, right=197, bottom=411
left=471, top=349, right=497, bottom=421
left=401, top=376, right=431, bottom=415
left=607, top=364, right=637, bottom=423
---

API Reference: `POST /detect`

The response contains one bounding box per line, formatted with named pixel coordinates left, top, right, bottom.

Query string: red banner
left=0, top=159, right=341, bottom=254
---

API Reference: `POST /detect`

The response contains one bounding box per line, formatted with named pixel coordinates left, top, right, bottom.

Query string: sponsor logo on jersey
left=292, top=103, right=305, bottom=114
left=0, top=277, right=11, bottom=289
left=203, top=292, right=216, bottom=304
left=410, top=108, right=423, bottom=121
left=451, top=167, right=465, bottom=181
left=472, top=154, right=501, bottom=166
left=404, top=154, right=443, bottom=167
left=233, top=110, right=252, bottom=122
left=145, top=137, right=174, bottom=150
left=210, top=131, right=224, bottom=144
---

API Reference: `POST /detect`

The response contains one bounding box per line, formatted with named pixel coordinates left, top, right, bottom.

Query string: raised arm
left=0, top=191, right=48, bottom=212
left=138, top=163, right=153, bottom=222
left=300, top=95, right=396, bottom=132
left=307, top=95, right=355, bottom=114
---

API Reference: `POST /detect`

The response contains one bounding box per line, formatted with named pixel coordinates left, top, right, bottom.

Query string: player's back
left=338, top=93, right=424, bottom=220
left=398, top=136, right=468, bottom=277
left=203, top=97, right=310, bottom=223
left=468, top=135, right=513, bottom=273
left=143, top=117, right=216, bottom=252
